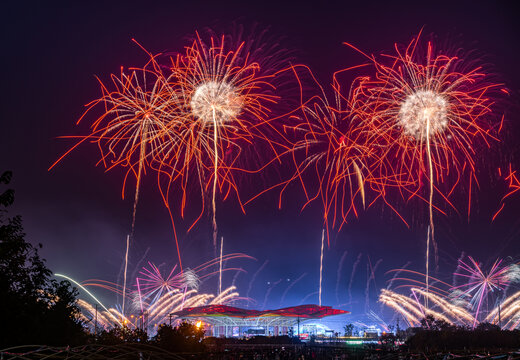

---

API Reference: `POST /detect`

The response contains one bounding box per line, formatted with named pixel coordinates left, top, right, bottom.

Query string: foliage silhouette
left=0, top=171, right=86, bottom=347
left=153, top=322, right=205, bottom=352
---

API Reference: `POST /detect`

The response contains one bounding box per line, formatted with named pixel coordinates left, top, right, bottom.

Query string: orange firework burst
left=49, top=44, right=178, bottom=233
left=347, top=31, right=505, bottom=303
left=157, top=32, right=291, bottom=251
left=50, top=31, right=293, bottom=271
left=349, top=34, right=504, bottom=219
left=280, top=66, right=373, bottom=242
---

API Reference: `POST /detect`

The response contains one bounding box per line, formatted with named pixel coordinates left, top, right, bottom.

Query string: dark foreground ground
left=2, top=344, right=520, bottom=360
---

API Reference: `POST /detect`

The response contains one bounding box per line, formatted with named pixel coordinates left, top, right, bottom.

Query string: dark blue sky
left=1, top=0, right=519, bottom=329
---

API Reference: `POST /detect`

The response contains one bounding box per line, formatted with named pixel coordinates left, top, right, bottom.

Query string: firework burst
left=452, top=256, right=520, bottom=326
left=155, top=31, right=292, bottom=257
left=349, top=33, right=504, bottom=211
left=282, top=72, right=372, bottom=237
left=50, top=48, right=178, bottom=234
left=347, top=32, right=505, bottom=301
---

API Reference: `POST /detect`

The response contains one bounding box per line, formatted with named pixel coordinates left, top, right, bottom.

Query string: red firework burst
left=156, top=31, right=292, bottom=250
left=278, top=66, right=374, bottom=242
left=347, top=31, right=505, bottom=221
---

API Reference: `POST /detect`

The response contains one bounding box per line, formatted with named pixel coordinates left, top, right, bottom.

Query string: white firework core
left=398, top=90, right=448, bottom=140
left=190, top=81, right=242, bottom=123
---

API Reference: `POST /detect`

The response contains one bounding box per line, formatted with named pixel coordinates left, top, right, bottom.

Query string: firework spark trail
left=246, top=260, right=269, bottom=301
left=382, top=260, right=520, bottom=329
left=136, top=263, right=187, bottom=305
left=336, top=251, right=348, bottom=304
left=299, top=291, right=319, bottom=305
left=414, top=288, right=474, bottom=324
left=52, top=32, right=294, bottom=274
left=130, top=246, right=150, bottom=284
left=122, top=235, right=130, bottom=318
left=219, top=236, right=223, bottom=295
left=211, top=286, right=241, bottom=305
left=135, top=254, right=250, bottom=306
left=319, top=228, right=325, bottom=306
left=231, top=269, right=243, bottom=287
left=348, top=253, right=363, bottom=304
left=365, top=258, right=383, bottom=312
left=55, top=274, right=122, bottom=327
left=280, top=273, right=307, bottom=307
left=367, top=310, right=390, bottom=332
left=452, top=252, right=466, bottom=287
left=386, top=262, right=411, bottom=290
left=378, top=290, right=420, bottom=327
left=493, top=164, right=520, bottom=221
left=65, top=245, right=249, bottom=331
left=426, top=226, right=430, bottom=308
left=385, top=268, right=453, bottom=299
left=77, top=299, right=112, bottom=329
left=379, top=288, right=468, bottom=327
left=262, top=278, right=283, bottom=310
left=78, top=285, right=241, bottom=331
left=56, top=275, right=113, bottom=315
left=211, top=109, right=219, bottom=254
left=136, top=278, right=144, bottom=312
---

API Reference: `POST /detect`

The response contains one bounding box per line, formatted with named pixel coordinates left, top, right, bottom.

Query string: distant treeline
left=407, top=328, right=520, bottom=352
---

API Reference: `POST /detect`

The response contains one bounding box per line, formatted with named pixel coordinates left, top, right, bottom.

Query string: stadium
left=172, top=304, right=349, bottom=338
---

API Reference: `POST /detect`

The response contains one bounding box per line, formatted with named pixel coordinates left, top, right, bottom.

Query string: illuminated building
left=172, top=304, right=348, bottom=337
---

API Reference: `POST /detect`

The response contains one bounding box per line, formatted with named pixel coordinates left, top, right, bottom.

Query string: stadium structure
left=172, top=304, right=348, bottom=337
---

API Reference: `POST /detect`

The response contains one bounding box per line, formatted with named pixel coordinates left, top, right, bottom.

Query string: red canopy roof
left=173, top=304, right=348, bottom=319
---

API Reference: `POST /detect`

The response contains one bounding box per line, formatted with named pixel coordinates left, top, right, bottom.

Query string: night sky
left=2, top=0, right=520, bottom=329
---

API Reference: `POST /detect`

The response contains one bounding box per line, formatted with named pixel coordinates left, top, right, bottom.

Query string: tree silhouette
left=343, top=323, right=354, bottom=337
left=0, top=171, right=86, bottom=347
left=96, top=326, right=148, bottom=345
left=153, top=322, right=205, bottom=352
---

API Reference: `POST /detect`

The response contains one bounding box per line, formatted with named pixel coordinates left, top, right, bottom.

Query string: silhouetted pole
left=498, top=279, right=502, bottom=329
left=94, top=304, right=98, bottom=336
left=498, top=302, right=502, bottom=329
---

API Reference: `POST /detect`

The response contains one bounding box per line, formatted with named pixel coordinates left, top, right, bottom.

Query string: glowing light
left=190, top=81, right=243, bottom=123
left=398, top=90, right=448, bottom=140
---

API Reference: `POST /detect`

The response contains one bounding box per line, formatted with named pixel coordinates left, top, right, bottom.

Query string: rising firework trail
left=247, top=260, right=269, bottom=301
left=262, top=278, right=283, bottom=309
left=219, top=236, right=223, bottom=295
left=122, top=235, right=130, bottom=318
left=349, top=253, right=363, bottom=304
left=319, top=228, right=325, bottom=306
left=336, top=251, right=348, bottom=305
left=280, top=272, right=307, bottom=306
